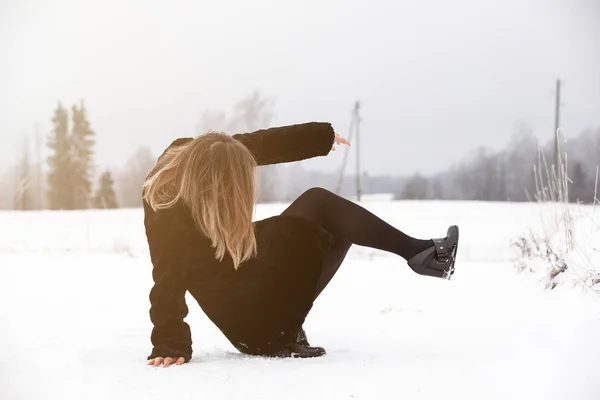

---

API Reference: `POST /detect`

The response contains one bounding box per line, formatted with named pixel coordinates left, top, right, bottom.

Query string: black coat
left=144, top=122, right=336, bottom=361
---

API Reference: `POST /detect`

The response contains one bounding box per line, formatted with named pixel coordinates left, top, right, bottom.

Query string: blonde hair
left=143, top=133, right=258, bottom=269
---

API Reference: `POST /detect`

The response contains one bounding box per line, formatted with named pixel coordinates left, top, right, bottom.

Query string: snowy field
left=1, top=199, right=600, bottom=400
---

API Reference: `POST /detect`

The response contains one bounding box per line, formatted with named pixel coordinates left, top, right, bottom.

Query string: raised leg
left=281, top=187, right=433, bottom=260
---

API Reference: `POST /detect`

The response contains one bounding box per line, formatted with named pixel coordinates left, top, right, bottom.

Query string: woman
left=143, top=122, right=459, bottom=367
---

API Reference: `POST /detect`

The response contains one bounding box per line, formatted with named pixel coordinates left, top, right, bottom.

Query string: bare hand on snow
left=147, top=357, right=185, bottom=368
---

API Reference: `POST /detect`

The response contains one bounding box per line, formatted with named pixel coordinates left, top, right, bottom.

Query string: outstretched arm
left=144, top=203, right=193, bottom=366
left=232, top=122, right=336, bottom=166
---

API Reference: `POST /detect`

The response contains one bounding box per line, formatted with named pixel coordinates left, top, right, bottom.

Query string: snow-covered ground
left=1, top=200, right=599, bottom=400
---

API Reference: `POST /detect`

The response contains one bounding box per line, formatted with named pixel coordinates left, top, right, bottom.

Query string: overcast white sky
left=1, top=0, right=599, bottom=176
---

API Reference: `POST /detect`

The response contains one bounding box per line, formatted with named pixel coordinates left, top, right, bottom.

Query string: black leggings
left=281, top=188, right=432, bottom=299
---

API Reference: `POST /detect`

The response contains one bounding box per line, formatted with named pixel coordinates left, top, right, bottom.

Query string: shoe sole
left=443, top=225, right=459, bottom=280
left=265, top=346, right=327, bottom=359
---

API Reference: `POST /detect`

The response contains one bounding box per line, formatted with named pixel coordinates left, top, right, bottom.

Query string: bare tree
left=198, top=91, right=279, bottom=203
left=0, top=164, right=16, bottom=209
left=14, top=137, right=33, bottom=210
left=503, top=124, right=538, bottom=201
left=197, top=109, right=228, bottom=134
left=116, top=147, right=156, bottom=208
left=397, top=173, right=430, bottom=200
left=227, top=91, right=275, bottom=134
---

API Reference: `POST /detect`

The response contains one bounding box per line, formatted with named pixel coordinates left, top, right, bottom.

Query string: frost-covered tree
left=47, top=101, right=96, bottom=209
left=14, top=137, right=33, bottom=210
left=47, top=103, right=73, bottom=209
left=94, top=170, right=118, bottom=209
left=70, top=101, right=95, bottom=209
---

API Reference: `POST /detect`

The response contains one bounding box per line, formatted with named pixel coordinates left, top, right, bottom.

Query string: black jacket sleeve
left=232, top=122, right=335, bottom=166
left=145, top=203, right=193, bottom=362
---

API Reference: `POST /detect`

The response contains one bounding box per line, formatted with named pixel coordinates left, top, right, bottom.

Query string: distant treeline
left=0, top=93, right=598, bottom=210
left=394, top=124, right=600, bottom=204
left=1, top=101, right=119, bottom=211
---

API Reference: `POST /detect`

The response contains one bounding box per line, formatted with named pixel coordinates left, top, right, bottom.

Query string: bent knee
left=301, top=187, right=333, bottom=199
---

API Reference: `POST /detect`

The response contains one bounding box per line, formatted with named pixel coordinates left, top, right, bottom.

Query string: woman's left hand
left=331, top=132, right=351, bottom=151
left=147, top=357, right=186, bottom=368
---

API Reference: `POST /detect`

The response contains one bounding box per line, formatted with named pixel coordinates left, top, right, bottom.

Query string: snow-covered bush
left=513, top=146, right=600, bottom=292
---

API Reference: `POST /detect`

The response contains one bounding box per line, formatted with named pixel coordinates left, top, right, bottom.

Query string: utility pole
left=354, top=101, right=361, bottom=202
left=335, top=101, right=363, bottom=200
left=554, top=79, right=562, bottom=196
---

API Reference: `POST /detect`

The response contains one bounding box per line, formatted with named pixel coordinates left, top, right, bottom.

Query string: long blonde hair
left=143, top=133, right=258, bottom=269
